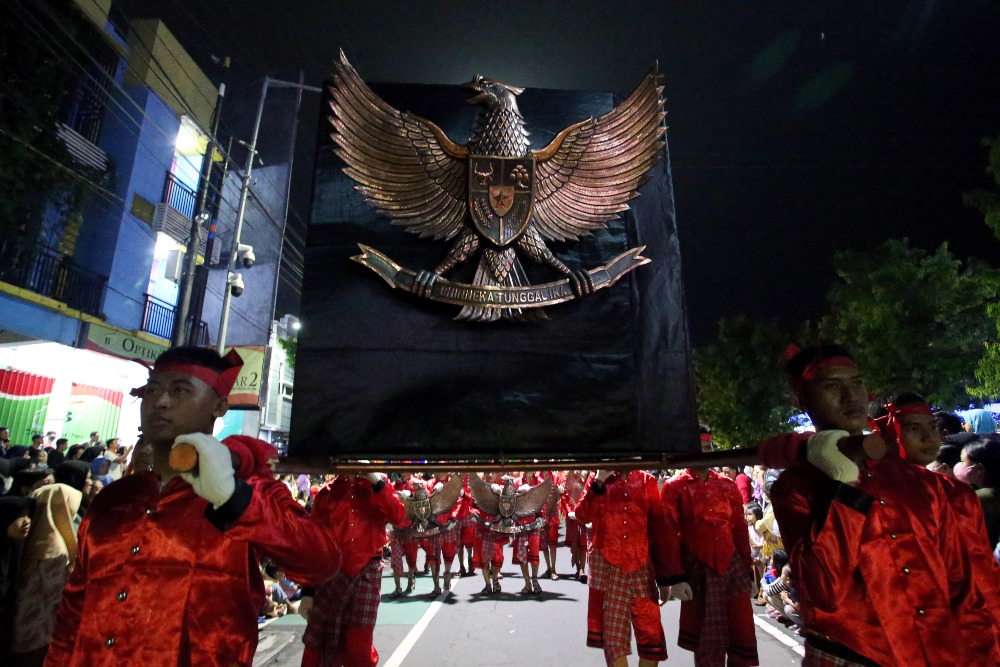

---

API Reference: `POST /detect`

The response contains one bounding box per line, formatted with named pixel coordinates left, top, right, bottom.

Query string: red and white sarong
left=586, top=549, right=667, bottom=665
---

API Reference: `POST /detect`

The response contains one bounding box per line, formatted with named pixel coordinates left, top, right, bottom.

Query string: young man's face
left=0, top=428, right=8, bottom=441
left=898, top=412, right=940, bottom=466
left=798, top=365, right=869, bottom=434
left=720, top=466, right=737, bottom=479
left=90, top=433, right=99, bottom=443
left=140, top=370, right=227, bottom=448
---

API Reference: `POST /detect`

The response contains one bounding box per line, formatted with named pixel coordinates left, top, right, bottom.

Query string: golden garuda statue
left=328, top=52, right=665, bottom=322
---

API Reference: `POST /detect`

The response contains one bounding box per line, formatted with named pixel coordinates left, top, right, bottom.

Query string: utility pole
left=216, top=76, right=320, bottom=354
left=171, top=56, right=230, bottom=347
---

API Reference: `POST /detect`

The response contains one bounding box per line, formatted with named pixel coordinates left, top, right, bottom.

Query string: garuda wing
left=328, top=51, right=469, bottom=241
left=429, top=474, right=465, bottom=516
left=397, top=492, right=420, bottom=521
left=467, top=473, right=501, bottom=515
left=565, top=471, right=589, bottom=505
left=514, top=478, right=554, bottom=518
left=531, top=69, right=665, bottom=242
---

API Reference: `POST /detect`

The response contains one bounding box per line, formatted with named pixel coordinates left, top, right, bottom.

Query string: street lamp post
left=215, top=76, right=321, bottom=354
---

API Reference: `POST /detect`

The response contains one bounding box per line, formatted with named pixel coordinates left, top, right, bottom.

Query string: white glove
left=567, top=511, right=576, bottom=520
left=595, top=469, right=613, bottom=483
left=491, top=483, right=502, bottom=494
left=806, top=430, right=859, bottom=483
left=365, top=472, right=383, bottom=485
left=174, top=433, right=236, bottom=509
left=434, top=482, right=444, bottom=492
left=670, top=582, right=693, bottom=601
left=399, top=490, right=412, bottom=499
left=517, top=484, right=531, bottom=494
left=298, top=595, right=314, bottom=620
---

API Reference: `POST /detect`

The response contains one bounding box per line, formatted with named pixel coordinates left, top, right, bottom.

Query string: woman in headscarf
left=10, top=483, right=82, bottom=667
left=0, top=496, right=34, bottom=660
left=89, top=457, right=113, bottom=487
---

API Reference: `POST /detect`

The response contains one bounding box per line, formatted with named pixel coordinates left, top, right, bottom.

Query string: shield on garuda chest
left=498, top=493, right=516, bottom=518
left=468, top=156, right=535, bottom=247
left=413, top=497, right=432, bottom=522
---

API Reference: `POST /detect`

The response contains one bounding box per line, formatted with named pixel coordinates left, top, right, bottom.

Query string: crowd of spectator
left=0, top=429, right=134, bottom=666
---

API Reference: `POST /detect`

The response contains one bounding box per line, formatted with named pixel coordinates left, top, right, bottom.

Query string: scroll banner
left=222, top=345, right=266, bottom=409
left=353, top=244, right=650, bottom=308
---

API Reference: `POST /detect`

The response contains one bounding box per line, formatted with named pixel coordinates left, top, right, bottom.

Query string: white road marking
left=383, top=580, right=453, bottom=667
left=753, top=614, right=805, bottom=657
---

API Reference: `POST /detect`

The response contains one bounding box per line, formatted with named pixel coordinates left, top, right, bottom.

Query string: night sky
left=117, top=0, right=1000, bottom=344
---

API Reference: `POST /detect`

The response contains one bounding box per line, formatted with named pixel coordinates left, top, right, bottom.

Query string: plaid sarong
left=458, top=514, right=477, bottom=546
left=424, top=526, right=459, bottom=564
left=303, top=557, right=383, bottom=666
left=539, top=516, right=560, bottom=547
left=389, top=535, right=417, bottom=573
left=678, top=549, right=757, bottom=666
left=480, top=530, right=508, bottom=568
left=587, top=549, right=664, bottom=664
left=513, top=530, right=541, bottom=564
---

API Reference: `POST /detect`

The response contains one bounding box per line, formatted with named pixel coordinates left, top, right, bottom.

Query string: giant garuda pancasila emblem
left=395, top=475, right=464, bottom=538
left=467, top=474, right=553, bottom=534
left=329, top=52, right=665, bottom=322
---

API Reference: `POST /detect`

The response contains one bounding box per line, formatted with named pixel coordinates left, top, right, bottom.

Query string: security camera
left=237, top=243, right=255, bottom=269
left=228, top=272, right=244, bottom=298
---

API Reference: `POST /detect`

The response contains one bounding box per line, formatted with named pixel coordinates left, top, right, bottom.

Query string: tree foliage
left=964, top=134, right=1000, bottom=244
left=967, top=135, right=1000, bottom=399
left=695, top=316, right=801, bottom=449
left=820, top=238, right=998, bottom=407
left=277, top=336, right=296, bottom=369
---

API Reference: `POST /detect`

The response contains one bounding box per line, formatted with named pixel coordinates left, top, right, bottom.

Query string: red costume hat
left=873, top=400, right=934, bottom=459
left=131, top=349, right=244, bottom=399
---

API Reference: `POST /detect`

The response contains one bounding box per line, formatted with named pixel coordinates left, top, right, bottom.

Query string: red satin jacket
left=772, top=455, right=1000, bottom=666
left=661, top=468, right=752, bottom=575
left=575, top=470, right=685, bottom=585
left=312, top=475, right=406, bottom=577
left=45, top=469, right=342, bottom=667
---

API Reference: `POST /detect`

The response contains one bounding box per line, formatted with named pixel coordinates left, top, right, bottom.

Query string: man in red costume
left=300, top=468, right=407, bottom=667
left=46, top=347, right=343, bottom=667
left=421, top=473, right=461, bottom=595
left=769, top=343, right=1000, bottom=666
left=661, top=467, right=759, bottom=666
left=471, top=472, right=509, bottom=594
left=575, top=468, right=689, bottom=667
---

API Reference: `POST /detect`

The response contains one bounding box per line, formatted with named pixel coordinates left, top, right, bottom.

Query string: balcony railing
left=162, top=172, right=197, bottom=220
left=141, top=293, right=210, bottom=345
left=141, top=294, right=175, bottom=340
left=0, top=246, right=106, bottom=317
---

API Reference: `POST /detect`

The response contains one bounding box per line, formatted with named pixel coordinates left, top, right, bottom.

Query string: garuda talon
left=395, top=474, right=464, bottom=537
left=329, top=51, right=665, bottom=321
left=467, top=474, right=553, bottom=534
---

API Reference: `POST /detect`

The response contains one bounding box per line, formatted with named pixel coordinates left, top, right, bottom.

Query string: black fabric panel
left=290, top=81, right=697, bottom=462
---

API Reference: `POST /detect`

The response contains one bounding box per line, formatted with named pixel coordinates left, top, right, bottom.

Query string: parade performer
left=455, top=475, right=477, bottom=576
left=468, top=473, right=552, bottom=594
left=510, top=473, right=553, bottom=594
left=565, top=470, right=593, bottom=582
left=535, top=470, right=568, bottom=580
left=45, top=347, right=343, bottom=667
left=661, top=467, right=759, bottom=666
left=389, top=473, right=419, bottom=596
left=300, top=468, right=406, bottom=667
left=768, top=343, right=1000, bottom=666
left=399, top=474, right=463, bottom=596
left=575, top=468, right=688, bottom=667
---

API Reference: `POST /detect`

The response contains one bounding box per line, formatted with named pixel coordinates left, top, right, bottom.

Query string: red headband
left=131, top=349, right=244, bottom=398
left=784, top=344, right=858, bottom=394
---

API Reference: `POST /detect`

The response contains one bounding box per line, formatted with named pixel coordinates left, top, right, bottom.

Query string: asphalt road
left=254, top=547, right=804, bottom=666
